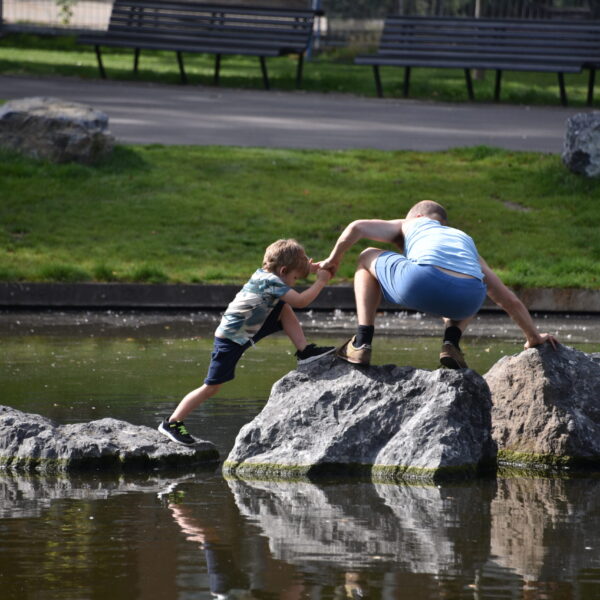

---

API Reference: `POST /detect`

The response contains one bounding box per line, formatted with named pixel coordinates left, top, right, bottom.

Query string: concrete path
left=0, top=74, right=588, bottom=153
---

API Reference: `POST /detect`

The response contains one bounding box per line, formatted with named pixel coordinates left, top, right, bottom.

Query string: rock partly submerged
left=0, top=406, right=219, bottom=473
left=486, top=344, right=600, bottom=469
left=224, top=355, right=497, bottom=483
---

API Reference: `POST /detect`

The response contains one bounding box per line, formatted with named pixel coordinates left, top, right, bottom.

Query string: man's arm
left=480, top=257, right=558, bottom=349
left=321, top=219, right=404, bottom=273
left=281, top=269, right=332, bottom=309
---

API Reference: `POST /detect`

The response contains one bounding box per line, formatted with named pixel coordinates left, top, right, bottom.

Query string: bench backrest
left=106, top=0, right=317, bottom=51
left=378, top=16, right=600, bottom=62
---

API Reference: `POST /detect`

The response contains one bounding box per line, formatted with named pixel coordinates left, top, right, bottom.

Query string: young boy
left=158, top=239, right=335, bottom=446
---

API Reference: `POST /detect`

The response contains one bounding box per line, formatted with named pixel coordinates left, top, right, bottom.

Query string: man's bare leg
left=355, top=248, right=385, bottom=326
left=338, top=248, right=384, bottom=365
left=440, top=316, right=475, bottom=369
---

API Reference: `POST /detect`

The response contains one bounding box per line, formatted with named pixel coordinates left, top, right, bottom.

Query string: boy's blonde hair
left=263, top=239, right=309, bottom=278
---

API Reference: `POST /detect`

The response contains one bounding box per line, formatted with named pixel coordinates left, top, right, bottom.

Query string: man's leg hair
left=336, top=249, right=384, bottom=366
left=354, top=248, right=385, bottom=338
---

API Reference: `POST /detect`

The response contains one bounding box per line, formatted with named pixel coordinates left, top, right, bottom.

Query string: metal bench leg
left=588, top=68, right=596, bottom=106
left=494, top=70, right=502, bottom=102
left=403, top=66, right=411, bottom=97
left=133, top=48, right=140, bottom=75
left=94, top=45, right=106, bottom=79
left=464, top=69, right=474, bottom=101
left=260, top=56, right=270, bottom=90
left=214, top=54, right=221, bottom=85
left=295, top=53, right=304, bottom=89
left=176, top=52, right=187, bottom=84
left=373, top=65, right=383, bottom=98
left=558, top=73, right=567, bottom=106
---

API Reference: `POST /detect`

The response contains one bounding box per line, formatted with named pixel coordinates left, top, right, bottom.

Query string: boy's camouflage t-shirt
left=215, top=269, right=290, bottom=345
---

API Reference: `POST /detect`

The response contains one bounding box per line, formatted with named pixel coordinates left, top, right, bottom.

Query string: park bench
left=354, top=16, right=600, bottom=105
left=78, top=0, right=321, bottom=89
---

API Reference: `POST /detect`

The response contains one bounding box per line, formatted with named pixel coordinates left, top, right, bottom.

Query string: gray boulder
left=562, top=111, right=600, bottom=177
left=485, top=344, right=600, bottom=468
left=0, top=97, right=114, bottom=164
left=223, top=356, right=497, bottom=482
left=0, top=406, right=219, bottom=473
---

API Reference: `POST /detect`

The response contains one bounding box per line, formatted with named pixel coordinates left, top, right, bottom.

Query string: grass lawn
left=1, top=144, right=599, bottom=289
left=0, top=33, right=597, bottom=107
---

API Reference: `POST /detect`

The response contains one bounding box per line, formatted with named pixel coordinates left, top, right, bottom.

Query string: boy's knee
left=280, top=303, right=294, bottom=317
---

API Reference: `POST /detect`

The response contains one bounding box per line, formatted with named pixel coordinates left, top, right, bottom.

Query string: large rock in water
left=224, top=356, right=497, bottom=482
left=485, top=344, right=600, bottom=469
left=562, top=111, right=600, bottom=177
left=0, top=406, right=219, bottom=473
left=0, top=97, right=114, bottom=164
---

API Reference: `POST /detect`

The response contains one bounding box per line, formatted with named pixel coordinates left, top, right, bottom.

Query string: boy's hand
left=308, top=258, right=320, bottom=275
left=316, top=268, right=332, bottom=283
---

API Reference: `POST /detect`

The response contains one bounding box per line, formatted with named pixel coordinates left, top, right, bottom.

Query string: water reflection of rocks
left=488, top=476, right=600, bottom=583
left=229, top=479, right=493, bottom=575
left=0, top=471, right=211, bottom=519
left=2, top=472, right=599, bottom=598
left=228, top=476, right=600, bottom=596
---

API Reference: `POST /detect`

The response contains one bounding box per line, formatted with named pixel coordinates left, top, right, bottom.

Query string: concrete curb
left=1, top=282, right=600, bottom=313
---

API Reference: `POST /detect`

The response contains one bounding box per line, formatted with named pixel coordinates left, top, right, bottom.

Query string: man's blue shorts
left=374, top=251, right=487, bottom=320
left=204, top=301, right=285, bottom=385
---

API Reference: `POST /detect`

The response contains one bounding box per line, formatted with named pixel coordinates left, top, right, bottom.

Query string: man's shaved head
left=406, top=200, right=448, bottom=224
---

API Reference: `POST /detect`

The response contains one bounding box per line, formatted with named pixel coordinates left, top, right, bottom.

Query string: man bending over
left=321, top=200, right=557, bottom=368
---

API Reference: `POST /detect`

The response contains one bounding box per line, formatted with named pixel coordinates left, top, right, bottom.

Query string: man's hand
left=524, top=333, right=558, bottom=350
left=317, top=257, right=339, bottom=276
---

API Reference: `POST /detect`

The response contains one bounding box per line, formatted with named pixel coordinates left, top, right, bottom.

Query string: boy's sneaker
left=296, top=343, right=336, bottom=365
left=158, top=418, right=196, bottom=446
left=336, top=336, right=372, bottom=366
left=439, top=341, right=468, bottom=369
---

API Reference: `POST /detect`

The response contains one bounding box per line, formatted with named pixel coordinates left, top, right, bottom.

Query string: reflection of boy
left=168, top=502, right=255, bottom=599
left=159, top=239, right=334, bottom=446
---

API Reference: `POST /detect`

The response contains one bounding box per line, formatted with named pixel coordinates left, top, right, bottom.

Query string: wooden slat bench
left=355, top=16, right=600, bottom=105
left=78, top=0, right=321, bottom=89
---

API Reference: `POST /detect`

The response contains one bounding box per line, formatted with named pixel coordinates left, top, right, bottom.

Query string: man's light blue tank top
left=404, top=218, right=484, bottom=280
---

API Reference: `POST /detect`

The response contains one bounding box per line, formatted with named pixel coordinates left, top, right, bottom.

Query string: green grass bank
left=1, top=144, right=599, bottom=288
left=0, top=33, right=598, bottom=107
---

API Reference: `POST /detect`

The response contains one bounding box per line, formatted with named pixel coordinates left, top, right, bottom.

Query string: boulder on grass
left=485, top=344, right=600, bottom=469
left=0, top=405, right=219, bottom=473
left=562, top=111, right=600, bottom=177
left=0, top=97, right=114, bottom=164
left=224, top=355, right=497, bottom=483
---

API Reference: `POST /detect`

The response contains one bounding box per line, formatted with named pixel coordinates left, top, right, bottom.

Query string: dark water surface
left=1, top=310, right=599, bottom=600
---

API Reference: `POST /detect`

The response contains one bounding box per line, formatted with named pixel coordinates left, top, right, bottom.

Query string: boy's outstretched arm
left=281, top=269, right=332, bottom=309
left=480, top=256, right=558, bottom=349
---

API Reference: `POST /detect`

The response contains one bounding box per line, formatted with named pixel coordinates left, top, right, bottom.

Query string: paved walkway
left=0, top=74, right=587, bottom=152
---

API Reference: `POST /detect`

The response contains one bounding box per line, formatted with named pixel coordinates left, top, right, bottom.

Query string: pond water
left=1, top=310, right=599, bottom=600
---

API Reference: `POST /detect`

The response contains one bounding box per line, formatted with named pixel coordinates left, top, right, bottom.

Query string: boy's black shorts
left=204, top=301, right=285, bottom=385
